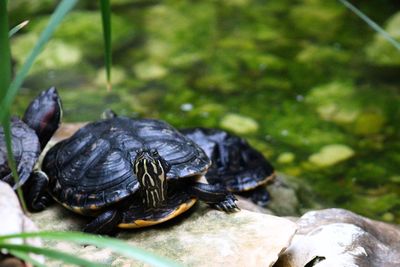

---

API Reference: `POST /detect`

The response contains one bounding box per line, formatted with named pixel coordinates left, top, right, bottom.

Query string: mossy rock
left=306, top=81, right=360, bottom=125
left=220, top=113, right=259, bottom=135
left=12, top=33, right=83, bottom=74
left=308, top=144, right=355, bottom=168
left=289, top=1, right=345, bottom=41
left=366, top=11, right=400, bottom=66
left=31, top=11, right=135, bottom=59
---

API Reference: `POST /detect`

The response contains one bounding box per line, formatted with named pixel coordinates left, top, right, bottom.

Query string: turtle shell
left=0, top=118, right=40, bottom=187
left=43, top=117, right=210, bottom=214
left=181, top=127, right=275, bottom=192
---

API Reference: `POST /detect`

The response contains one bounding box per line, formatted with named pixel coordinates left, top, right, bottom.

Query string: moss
left=12, top=33, right=83, bottom=73
left=308, top=144, right=355, bottom=168
left=220, top=113, right=259, bottom=135
left=306, top=81, right=361, bottom=125
left=345, top=194, right=400, bottom=218
left=366, top=11, right=400, bottom=66
left=352, top=109, right=386, bottom=136
left=289, top=1, right=345, bottom=41
left=30, top=11, right=135, bottom=59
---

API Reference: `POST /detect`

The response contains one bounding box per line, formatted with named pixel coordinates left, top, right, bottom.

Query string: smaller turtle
left=40, top=115, right=238, bottom=235
left=0, top=87, right=62, bottom=211
left=181, top=127, right=275, bottom=206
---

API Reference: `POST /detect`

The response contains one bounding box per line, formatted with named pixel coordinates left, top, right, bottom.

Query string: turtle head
left=22, top=87, right=62, bottom=149
left=133, top=148, right=170, bottom=209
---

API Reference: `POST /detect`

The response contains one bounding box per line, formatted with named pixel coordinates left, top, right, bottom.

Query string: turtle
left=0, top=87, right=62, bottom=211
left=40, top=114, right=238, bottom=235
left=180, top=127, right=275, bottom=207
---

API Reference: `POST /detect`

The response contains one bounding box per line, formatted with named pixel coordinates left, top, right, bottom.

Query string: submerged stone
left=366, top=11, right=400, bottom=66
left=308, top=144, right=354, bottom=167
left=220, top=113, right=259, bottom=135
left=277, top=152, right=295, bottom=164
left=306, top=81, right=360, bottom=125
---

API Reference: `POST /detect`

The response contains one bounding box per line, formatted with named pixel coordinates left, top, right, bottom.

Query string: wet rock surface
left=0, top=181, right=43, bottom=264
left=31, top=203, right=297, bottom=267
left=275, top=208, right=400, bottom=267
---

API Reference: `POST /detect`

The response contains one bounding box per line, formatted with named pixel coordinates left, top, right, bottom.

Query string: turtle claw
left=212, top=194, right=240, bottom=213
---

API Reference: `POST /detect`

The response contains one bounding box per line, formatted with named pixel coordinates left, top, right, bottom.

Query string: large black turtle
left=41, top=115, right=238, bottom=234
left=181, top=128, right=275, bottom=206
left=0, top=87, right=62, bottom=211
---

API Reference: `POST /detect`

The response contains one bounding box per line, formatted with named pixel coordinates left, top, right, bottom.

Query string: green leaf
left=0, top=0, right=78, bottom=124
left=338, top=0, right=400, bottom=51
left=8, top=20, right=30, bottom=37
left=2, top=244, right=106, bottom=267
left=0, top=231, right=181, bottom=267
left=8, top=249, right=46, bottom=267
left=0, top=0, right=26, bottom=210
left=100, top=0, right=112, bottom=91
left=1, top=117, right=26, bottom=211
left=0, top=0, right=12, bottom=96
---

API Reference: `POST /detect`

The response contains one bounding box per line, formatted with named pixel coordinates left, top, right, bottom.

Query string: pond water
left=9, top=1, right=400, bottom=223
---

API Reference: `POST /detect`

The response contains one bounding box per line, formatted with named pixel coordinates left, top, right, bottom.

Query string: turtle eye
left=151, top=149, right=158, bottom=156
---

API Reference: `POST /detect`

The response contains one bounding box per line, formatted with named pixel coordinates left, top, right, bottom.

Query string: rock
left=276, top=208, right=400, bottom=267
left=308, top=144, right=354, bottom=167
left=30, top=204, right=297, bottom=267
left=235, top=195, right=274, bottom=215
left=0, top=181, right=44, bottom=264
left=220, top=113, right=259, bottom=135
left=267, top=174, right=301, bottom=216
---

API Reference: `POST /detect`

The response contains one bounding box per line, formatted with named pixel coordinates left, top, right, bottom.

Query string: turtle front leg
left=23, top=170, right=54, bottom=212
left=189, top=182, right=239, bottom=212
left=83, top=210, right=122, bottom=235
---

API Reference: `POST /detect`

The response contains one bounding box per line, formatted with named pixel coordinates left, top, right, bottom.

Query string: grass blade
left=100, top=0, right=112, bottom=91
left=8, top=249, right=46, bottom=267
left=0, top=0, right=78, bottom=124
left=1, top=117, right=27, bottom=211
left=0, top=0, right=26, bottom=210
left=8, top=20, right=30, bottom=37
left=1, top=244, right=106, bottom=267
left=338, top=0, right=400, bottom=51
left=0, top=0, right=12, bottom=95
left=0, top=231, right=181, bottom=267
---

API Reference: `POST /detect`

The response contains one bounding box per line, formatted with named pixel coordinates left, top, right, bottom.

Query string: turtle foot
left=211, top=194, right=240, bottom=213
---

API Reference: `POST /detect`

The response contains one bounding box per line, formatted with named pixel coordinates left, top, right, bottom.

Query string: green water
left=9, top=1, right=400, bottom=222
